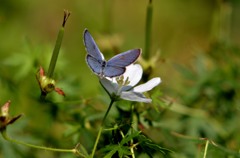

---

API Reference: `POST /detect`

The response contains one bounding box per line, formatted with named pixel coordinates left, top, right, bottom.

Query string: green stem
left=91, top=126, right=103, bottom=158
left=130, top=104, right=135, bottom=158
left=144, top=0, right=153, bottom=60
left=203, top=140, right=209, bottom=158
left=91, top=99, right=115, bottom=157
left=103, top=126, right=118, bottom=131
left=47, top=10, right=70, bottom=78
left=1, top=130, right=85, bottom=157
left=101, top=99, right=115, bottom=126
left=130, top=146, right=135, bottom=158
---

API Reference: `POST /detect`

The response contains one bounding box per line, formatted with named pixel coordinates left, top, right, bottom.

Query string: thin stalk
left=130, top=104, right=135, bottom=158
left=203, top=140, right=209, bottom=158
left=40, top=10, right=70, bottom=99
left=101, top=99, right=115, bottom=126
left=47, top=10, right=71, bottom=78
left=1, top=130, right=85, bottom=157
left=103, top=126, right=118, bottom=131
left=144, top=0, right=153, bottom=60
left=91, top=126, right=103, bottom=158
left=130, top=146, right=135, bottom=158
left=91, top=99, right=115, bottom=157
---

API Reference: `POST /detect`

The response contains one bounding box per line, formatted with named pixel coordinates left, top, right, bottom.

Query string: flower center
left=115, top=75, right=131, bottom=95
left=116, top=75, right=130, bottom=86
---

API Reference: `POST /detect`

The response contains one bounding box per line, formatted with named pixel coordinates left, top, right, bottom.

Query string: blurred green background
left=1, top=0, right=240, bottom=157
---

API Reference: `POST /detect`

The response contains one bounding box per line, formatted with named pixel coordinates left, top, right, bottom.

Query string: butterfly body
left=84, top=29, right=141, bottom=78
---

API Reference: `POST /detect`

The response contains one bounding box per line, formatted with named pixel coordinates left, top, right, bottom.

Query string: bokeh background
left=0, top=0, right=240, bottom=157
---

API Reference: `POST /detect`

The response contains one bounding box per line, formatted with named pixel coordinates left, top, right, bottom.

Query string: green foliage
left=1, top=0, right=240, bottom=158
left=101, top=128, right=171, bottom=158
left=172, top=41, right=240, bottom=157
left=137, top=134, right=172, bottom=157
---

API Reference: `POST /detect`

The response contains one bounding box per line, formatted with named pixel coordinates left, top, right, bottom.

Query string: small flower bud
left=39, top=76, right=56, bottom=93
left=0, top=101, right=22, bottom=131
left=1, top=100, right=10, bottom=117
left=36, top=66, right=65, bottom=97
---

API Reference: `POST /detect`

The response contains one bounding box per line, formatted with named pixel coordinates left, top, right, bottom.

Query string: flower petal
left=133, top=77, right=161, bottom=93
left=55, top=88, right=66, bottom=96
left=8, top=114, right=22, bottom=125
left=100, top=77, right=118, bottom=94
left=39, top=66, right=45, bottom=77
left=122, top=64, right=143, bottom=89
left=120, top=91, right=152, bottom=103
left=1, top=100, right=10, bottom=117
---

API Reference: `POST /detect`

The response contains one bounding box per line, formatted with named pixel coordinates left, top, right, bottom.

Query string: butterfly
left=83, top=29, right=141, bottom=78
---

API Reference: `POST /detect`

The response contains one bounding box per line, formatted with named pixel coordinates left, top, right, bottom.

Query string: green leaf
left=102, top=144, right=130, bottom=158
left=117, top=146, right=131, bottom=158
left=103, top=147, right=118, bottom=158
left=101, top=132, right=139, bottom=158
left=77, top=143, right=89, bottom=157
left=137, top=134, right=172, bottom=157
left=120, top=131, right=140, bottom=146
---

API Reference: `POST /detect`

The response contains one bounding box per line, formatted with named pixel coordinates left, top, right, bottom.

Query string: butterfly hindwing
left=103, top=66, right=126, bottom=77
left=107, top=49, right=141, bottom=67
left=86, top=55, right=102, bottom=75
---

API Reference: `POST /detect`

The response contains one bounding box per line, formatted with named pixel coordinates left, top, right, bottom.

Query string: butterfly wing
left=103, top=49, right=141, bottom=77
left=83, top=29, right=104, bottom=61
left=84, top=29, right=141, bottom=78
left=103, top=66, right=126, bottom=78
left=86, top=55, right=102, bottom=75
left=107, top=49, right=141, bottom=67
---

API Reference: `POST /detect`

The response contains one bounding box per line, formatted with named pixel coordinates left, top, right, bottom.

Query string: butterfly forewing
left=84, top=29, right=104, bottom=61
left=107, top=49, right=141, bottom=67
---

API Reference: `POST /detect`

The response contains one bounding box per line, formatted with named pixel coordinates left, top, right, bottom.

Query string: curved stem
left=101, top=99, right=115, bottom=126
left=1, top=130, right=85, bottom=157
left=91, top=99, right=115, bottom=157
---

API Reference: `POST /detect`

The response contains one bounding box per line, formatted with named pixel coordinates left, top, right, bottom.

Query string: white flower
left=100, top=64, right=161, bottom=103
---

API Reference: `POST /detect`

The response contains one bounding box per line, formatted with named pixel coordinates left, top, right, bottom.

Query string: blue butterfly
left=83, top=29, right=141, bottom=78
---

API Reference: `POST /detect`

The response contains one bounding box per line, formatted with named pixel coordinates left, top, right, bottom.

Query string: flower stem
left=101, top=99, right=115, bottom=126
left=130, top=104, right=136, bottom=158
left=91, top=99, right=115, bottom=157
left=47, top=10, right=71, bottom=78
left=144, top=0, right=153, bottom=60
left=1, top=130, right=85, bottom=157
